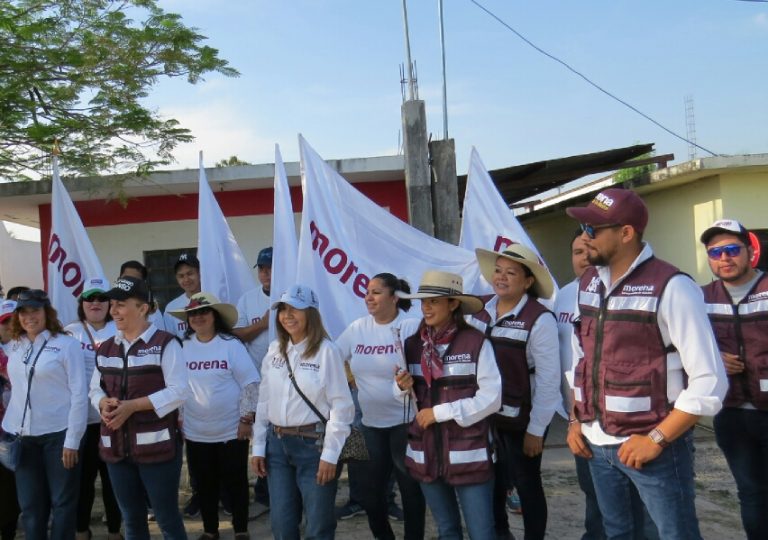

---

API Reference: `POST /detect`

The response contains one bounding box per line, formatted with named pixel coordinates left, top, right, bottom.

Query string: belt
left=273, top=424, right=322, bottom=439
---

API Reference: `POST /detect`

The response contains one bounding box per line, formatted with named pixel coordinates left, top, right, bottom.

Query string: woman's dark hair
left=119, top=260, right=148, bottom=280
left=182, top=308, right=239, bottom=341
left=276, top=305, right=329, bottom=359
left=77, top=297, right=113, bottom=324
left=10, top=304, right=65, bottom=339
left=372, top=272, right=412, bottom=312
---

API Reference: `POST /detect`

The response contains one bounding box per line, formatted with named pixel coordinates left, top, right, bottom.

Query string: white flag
left=459, top=147, right=559, bottom=295
left=269, top=144, right=298, bottom=341
left=198, top=152, right=256, bottom=304
left=296, top=136, right=480, bottom=338
left=47, top=157, right=105, bottom=326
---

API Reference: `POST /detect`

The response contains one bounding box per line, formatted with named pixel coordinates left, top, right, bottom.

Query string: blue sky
left=151, top=0, right=768, bottom=173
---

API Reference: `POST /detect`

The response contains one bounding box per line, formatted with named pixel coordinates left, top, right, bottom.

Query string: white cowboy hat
left=169, top=292, right=239, bottom=329
left=475, top=244, right=555, bottom=299
left=396, top=270, right=484, bottom=314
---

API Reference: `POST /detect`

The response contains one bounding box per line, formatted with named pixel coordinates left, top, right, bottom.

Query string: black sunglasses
left=83, top=295, right=110, bottom=303
left=580, top=223, right=622, bottom=240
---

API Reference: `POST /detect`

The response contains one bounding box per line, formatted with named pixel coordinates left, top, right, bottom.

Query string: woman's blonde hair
left=275, top=305, right=329, bottom=360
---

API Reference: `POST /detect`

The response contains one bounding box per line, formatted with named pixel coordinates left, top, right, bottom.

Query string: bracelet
left=568, top=418, right=579, bottom=425
left=239, top=416, right=255, bottom=425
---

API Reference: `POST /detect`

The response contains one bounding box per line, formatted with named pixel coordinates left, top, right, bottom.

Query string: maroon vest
left=403, top=327, right=493, bottom=486
left=702, top=274, right=768, bottom=410
left=575, top=257, right=681, bottom=436
left=471, top=294, right=552, bottom=431
left=96, top=330, right=180, bottom=464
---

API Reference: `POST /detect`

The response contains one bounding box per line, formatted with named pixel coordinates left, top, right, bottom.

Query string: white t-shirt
left=336, top=312, right=420, bottom=428
left=64, top=320, right=117, bottom=424
left=554, top=279, right=579, bottom=416
left=235, top=287, right=271, bottom=373
left=148, top=308, right=166, bottom=332
left=181, top=334, right=260, bottom=443
left=163, top=292, right=192, bottom=338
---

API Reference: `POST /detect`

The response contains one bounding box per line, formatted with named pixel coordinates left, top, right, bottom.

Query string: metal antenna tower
left=685, top=94, right=697, bottom=160
left=401, top=0, right=418, bottom=101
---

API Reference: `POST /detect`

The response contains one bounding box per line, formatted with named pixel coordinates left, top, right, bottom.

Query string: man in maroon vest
left=701, top=219, right=768, bottom=540
left=564, top=188, right=727, bottom=540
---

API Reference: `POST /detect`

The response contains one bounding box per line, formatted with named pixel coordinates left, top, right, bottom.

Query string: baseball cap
left=700, top=219, right=750, bottom=246
left=105, top=277, right=150, bottom=303
left=80, top=277, right=110, bottom=299
left=566, top=188, right=649, bottom=234
left=15, top=289, right=51, bottom=310
left=271, top=284, right=319, bottom=310
left=0, top=300, right=17, bottom=323
left=174, top=252, right=200, bottom=273
left=254, top=247, right=273, bottom=268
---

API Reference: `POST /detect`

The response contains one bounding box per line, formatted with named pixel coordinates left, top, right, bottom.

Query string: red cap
left=566, top=188, right=648, bottom=233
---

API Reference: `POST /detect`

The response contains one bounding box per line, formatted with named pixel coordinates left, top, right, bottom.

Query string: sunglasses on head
left=17, top=290, right=48, bottom=302
left=83, top=295, right=110, bottom=303
left=706, top=244, right=744, bottom=260
left=580, top=223, right=622, bottom=240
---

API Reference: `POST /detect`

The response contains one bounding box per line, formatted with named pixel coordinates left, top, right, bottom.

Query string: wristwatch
left=648, top=428, right=668, bottom=448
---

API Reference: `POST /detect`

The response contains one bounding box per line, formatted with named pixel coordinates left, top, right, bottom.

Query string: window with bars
left=143, top=248, right=196, bottom=312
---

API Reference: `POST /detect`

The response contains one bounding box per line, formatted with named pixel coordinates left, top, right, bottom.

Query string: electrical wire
left=469, top=0, right=720, bottom=157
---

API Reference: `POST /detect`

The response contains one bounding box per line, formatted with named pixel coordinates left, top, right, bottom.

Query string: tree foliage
left=215, top=155, right=251, bottom=167
left=0, top=0, right=238, bottom=180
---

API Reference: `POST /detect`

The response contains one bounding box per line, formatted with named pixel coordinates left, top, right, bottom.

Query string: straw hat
left=396, top=270, right=484, bottom=314
left=169, top=292, right=238, bottom=329
left=475, top=244, right=555, bottom=299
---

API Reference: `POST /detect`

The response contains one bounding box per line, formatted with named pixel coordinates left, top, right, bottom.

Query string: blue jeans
left=266, top=429, right=338, bottom=540
left=420, top=477, right=495, bottom=540
left=16, top=430, right=81, bottom=540
left=587, top=433, right=699, bottom=540
left=713, top=407, right=768, bottom=540
left=107, top=442, right=187, bottom=540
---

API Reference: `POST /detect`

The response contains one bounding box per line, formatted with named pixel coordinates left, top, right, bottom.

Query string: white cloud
left=754, top=13, right=768, bottom=27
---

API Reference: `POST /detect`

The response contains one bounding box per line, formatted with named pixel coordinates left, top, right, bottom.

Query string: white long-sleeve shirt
left=470, top=295, right=560, bottom=436
left=89, top=325, right=189, bottom=418
left=253, top=338, right=354, bottom=464
left=571, top=243, right=728, bottom=446
left=163, top=293, right=191, bottom=339
left=2, top=330, right=88, bottom=450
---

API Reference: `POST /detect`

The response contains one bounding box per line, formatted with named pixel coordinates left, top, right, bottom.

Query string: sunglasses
left=706, top=244, right=744, bottom=260
left=17, top=289, right=48, bottom=302
left=84, top=295, right=110, bottom=303
left=580, top=223, right=622, bottom=240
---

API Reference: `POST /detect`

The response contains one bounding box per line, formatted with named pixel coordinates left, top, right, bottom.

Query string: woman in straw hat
left=471, top=244, right=559, bottom=540
left=170, top=292, right=260, bottom=540
left=395, top=271, right=501, bottom=540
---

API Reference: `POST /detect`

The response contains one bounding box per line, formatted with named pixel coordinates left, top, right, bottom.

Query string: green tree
left=215, top=155, right=251, bottom=168
left=0, top=0, right=238, bottom=180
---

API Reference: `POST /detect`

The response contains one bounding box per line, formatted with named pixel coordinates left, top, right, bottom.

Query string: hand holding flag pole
left=392, top=327, right=418, bottom=415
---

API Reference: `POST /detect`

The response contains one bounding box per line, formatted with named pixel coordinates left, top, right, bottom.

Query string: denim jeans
left=16, top=429, right=81, bottom=540
left=351, top=423, right=425, bottom=540
left=713, top=407, right=768, bottom=540
left=587, top=433, right=700, bottom=540
left=493, top=429, right=547, bottom=540
left=266, top=429, right=338, bottom=540
left=77, top=423, right=121, bottom=534
left=107, top=442, right=187, bottom=540
left=420, top=477, right=495, bottom=540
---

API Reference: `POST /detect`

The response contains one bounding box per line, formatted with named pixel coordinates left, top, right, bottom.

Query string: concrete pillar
left=429, top=138, right=460, bottom=244
left=401, top=100, right=434, bottom=236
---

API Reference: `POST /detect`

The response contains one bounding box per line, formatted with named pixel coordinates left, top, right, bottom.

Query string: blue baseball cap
left=271, top=284, right=319, bottom=310
left=255, top=247, right=273, bottom=268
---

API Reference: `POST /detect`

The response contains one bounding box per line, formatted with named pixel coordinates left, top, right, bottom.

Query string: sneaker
left=506, top=491, right=522, bottom=514
left=387, top=501, right=404, bottom=521
left=334, top=501, right=365, bottom=520
left=147, top=509, right=156, bottom=522
left=184, top=497, right=201, bottom=519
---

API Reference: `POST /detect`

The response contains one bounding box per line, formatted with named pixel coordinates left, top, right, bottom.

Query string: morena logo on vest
left=621, top=284, right=655, bottom=295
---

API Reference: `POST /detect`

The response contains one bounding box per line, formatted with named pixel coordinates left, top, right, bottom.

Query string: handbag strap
left=20, top=338, right=49, bottom=430
left=284, top=356, right=328, bottom=425
left=81, top=322, right=98, bottom=353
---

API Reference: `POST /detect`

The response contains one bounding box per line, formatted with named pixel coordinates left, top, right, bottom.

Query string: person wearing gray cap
left=700, top=219, right=768, bottom=539
left=564, top=188, right=727, bottom=539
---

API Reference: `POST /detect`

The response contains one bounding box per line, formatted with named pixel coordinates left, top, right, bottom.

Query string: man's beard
left=587, top=252, right=609, bottom=267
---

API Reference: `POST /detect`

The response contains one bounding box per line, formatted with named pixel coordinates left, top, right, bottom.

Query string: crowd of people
left=0, top=187, right=765, bottom=540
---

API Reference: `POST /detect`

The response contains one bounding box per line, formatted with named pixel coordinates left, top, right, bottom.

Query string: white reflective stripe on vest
left=98, top=354, right=163, bottom=369
left=101, top=436, right=112, bottom=448
left=604, top=395, right=651, bottom=413
left=761, top=380, right=768, bottom=392
left=408, top=364, right=423, bottom=377
left=490, top=327, right=529, bottom=342
left=581, top=291, right=601, bottom=309
left=607, top=296, right=658, bottom=313
left=406, top=444, right=425, bottom=464
left=573, top=387, right=583, bottom=402
left=443, top=362, right=477, bottom=376
left=467, top=319, right=486, bottom=333
left=739, top=299, right=768, bottom=316
left=136, top=428, right=171, bottom=446
left=448, top=448, right=488, bottom=464
left=706, top=303, right=732, bottom=316
left=499, top=404, right=520, bottom=417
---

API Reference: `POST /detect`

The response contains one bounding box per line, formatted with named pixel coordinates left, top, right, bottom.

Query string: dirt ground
left=80, top=416, right=744, bottom=539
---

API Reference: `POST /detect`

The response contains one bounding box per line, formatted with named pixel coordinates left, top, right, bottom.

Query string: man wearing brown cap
left=564, top=188, right=727, bottom=539
left=700, top=219, right=768, bottom=540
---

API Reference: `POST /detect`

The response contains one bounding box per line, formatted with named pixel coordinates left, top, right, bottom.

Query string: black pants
left=186, top=438, right=250, bottom=534
left=494, top=428, right=548, bottom=540
left=350, top=423, right=425, bottom=540
left=76, top=423, right=121, bottom=534
left=0, top=462, right=19, bottom=540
